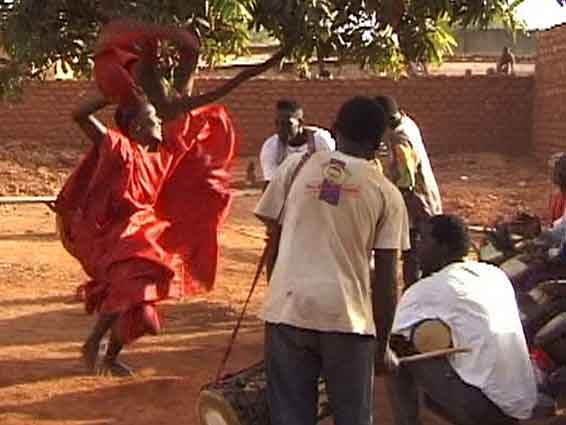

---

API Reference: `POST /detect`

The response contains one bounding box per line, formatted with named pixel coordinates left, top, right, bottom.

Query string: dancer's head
left=115, top=101, right=162, bottom=150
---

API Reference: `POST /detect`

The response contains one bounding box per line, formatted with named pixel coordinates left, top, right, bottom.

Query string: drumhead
left=411, top=319, right=452, bottom=353
left=197, top=389, right=242, bottom=425
left=499, top=257, right=528, bottom=280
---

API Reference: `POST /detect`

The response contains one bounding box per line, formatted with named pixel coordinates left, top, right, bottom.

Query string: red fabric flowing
left=94, top=34, right=160, bottom=107
left=93, top=22, right=154, bottom=106
left=94, top=47, right=142, bottom=107
left=158, top=105, right=239, bottom=293
left=56, top=105, right=238, bottom=344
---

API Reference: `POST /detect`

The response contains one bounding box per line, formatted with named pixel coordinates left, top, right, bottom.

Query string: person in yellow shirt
left=375, top=96, right=442, bottom=288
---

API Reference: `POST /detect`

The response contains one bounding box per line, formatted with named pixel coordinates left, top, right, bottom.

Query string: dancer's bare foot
left=81, top=340, right=99, bottom=372
left=98, top=358, right=135, bottom=377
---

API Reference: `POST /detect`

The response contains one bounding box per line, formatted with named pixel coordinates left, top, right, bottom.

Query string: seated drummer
left=512, top=154, right=566, bottom=289
left=387, top=214, right=537, bottom=425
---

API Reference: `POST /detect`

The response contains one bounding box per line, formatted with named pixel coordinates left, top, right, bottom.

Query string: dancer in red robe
left=58, top=92, right=177, bottom=376
left=57, top=20, right=291, bottom=376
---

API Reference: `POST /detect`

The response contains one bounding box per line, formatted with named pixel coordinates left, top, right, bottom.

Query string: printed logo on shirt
left=319, top=159, right=348, bottom=205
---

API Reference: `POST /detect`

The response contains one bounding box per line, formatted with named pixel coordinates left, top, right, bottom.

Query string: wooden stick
left=0, top=196, right=57, bottom=212
left=0, top=196, right=57, bottom=204
left=468, top=225, right=494, bottom=233
left=398, top=347, right=471, bottom=364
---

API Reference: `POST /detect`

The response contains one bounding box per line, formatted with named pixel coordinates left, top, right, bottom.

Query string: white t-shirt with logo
left=255, top=150, right=410, bottom=336
left=259, top=127, right=335, bottom=181
left=392, top=261, right=537, bottom=420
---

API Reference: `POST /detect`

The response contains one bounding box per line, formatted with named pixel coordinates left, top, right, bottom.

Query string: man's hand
left=384, top=346, right=400, bottom=373
left=377, top=334, right=414, bottom=376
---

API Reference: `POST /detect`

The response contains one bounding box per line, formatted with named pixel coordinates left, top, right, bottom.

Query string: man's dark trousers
left=265, top=323, right=376, bottom=425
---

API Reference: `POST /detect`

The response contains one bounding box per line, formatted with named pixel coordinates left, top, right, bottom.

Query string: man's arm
left=259, top=137, right=278, bottom=192
left=71, top=92, right=110, bottom=146
left=372, top=249, right=399, bottom=372
left=254, top=154, right=302, bottom=278
left=256, top=216, right=281, bottom=280
left=372, top=249, right=399, bottom=339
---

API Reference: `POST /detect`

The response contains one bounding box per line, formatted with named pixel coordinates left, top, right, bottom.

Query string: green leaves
left=0, top=0, right=525, bottom=99
left=250, top=0, right=524, bottom=76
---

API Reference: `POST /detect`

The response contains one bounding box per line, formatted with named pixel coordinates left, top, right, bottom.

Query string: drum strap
left=215, top=151, right=313, bottom=382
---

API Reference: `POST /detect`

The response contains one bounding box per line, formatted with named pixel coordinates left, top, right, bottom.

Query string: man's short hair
left=429, top=215, right=471, bottom=259
left=374, top=95, right=400, bottom=120
left=333, top=96, right=386, bottom=145
left=276, top=99, right=302, bottom=114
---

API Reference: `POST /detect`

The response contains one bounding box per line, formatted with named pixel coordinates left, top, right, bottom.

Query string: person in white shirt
left=255, top=96, right=410, bottom=425
left=259, top=99, right=335, bottom=188
left=388, top=214, right=537, bottom=425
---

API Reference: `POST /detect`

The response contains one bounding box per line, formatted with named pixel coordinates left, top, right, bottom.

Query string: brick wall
left=532, top=24, right=566, bottom=161
left=0, top=75, right=533, bottom=157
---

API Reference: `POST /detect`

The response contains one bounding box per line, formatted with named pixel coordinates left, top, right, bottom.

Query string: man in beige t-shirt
left=255, top=96, right=410, bottom=425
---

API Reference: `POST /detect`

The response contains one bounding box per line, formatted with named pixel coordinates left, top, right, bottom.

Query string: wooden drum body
left=197, top=362, right=331, bottom=425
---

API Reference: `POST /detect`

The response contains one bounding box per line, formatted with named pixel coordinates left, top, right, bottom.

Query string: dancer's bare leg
left=82, top=313, right=118, bottom=371
left=99, top=327, right=135, bottom=377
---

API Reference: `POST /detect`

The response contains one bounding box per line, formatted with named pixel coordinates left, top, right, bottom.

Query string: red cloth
left=94, top=47, right=142, bottom=106
left=157, top=104, right=239, bottom=292
left=158, top=106, right=238, bottom=296
left=56, top=105, right=238, bottom=344
left=94, top=37, right=160, bottom=107
left=550, top=191, right=566, bottom=223
left=94, top=22, right=156, bottom=106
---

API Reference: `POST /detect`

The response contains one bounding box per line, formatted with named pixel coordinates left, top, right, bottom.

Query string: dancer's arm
left=95, top=18, right=200, bottom=98
left=71, top=93, right=110, bottom=146
left=170, top=29, right=201, bottom=95
left=133, top=26, right=201, bottom=110
left=139, top=43, right=292, bottom=121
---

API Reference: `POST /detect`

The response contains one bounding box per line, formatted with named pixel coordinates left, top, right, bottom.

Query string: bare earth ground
left=0, top=143, right=564, bottom=425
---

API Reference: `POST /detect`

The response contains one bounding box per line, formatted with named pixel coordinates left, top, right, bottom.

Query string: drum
left=411, top=319, right=452, bottom=353
left=197, top=361, right=331, bottom=425
left=499, top=256, right=529, bottom=282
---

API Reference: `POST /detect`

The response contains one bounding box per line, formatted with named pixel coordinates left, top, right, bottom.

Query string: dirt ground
left=0, top=143, right=564, bottom=425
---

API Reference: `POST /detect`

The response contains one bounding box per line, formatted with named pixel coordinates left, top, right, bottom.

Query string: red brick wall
left=0, top=76, right=533, bottom=157
left=532, top=24, right=566, bottom=161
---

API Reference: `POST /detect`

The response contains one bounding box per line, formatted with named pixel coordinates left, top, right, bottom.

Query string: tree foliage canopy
left=0, top=0, right=525, bottom=98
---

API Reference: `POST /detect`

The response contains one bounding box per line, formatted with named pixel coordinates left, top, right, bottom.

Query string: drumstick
left=398, top=347, right=471, bottom=364
left=468, top=225, right=494, bottom=233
